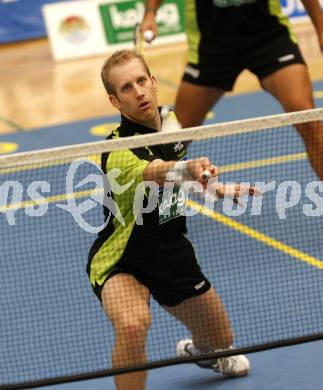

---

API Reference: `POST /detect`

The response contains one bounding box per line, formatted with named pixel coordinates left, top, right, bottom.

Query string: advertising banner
left=43, top=0, right=186, bottom=61
left=281, top=0, right=323, bottom=22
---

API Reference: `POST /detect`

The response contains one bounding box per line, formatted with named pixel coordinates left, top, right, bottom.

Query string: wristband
left=173, top=161, right=193, bottom=185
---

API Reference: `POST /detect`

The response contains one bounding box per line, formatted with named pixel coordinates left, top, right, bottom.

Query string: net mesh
left=1, top=109, right=323, bottom=389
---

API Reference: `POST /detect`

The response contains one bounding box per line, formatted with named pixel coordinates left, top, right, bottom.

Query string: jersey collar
left=119, top=109, right=162, bottom=137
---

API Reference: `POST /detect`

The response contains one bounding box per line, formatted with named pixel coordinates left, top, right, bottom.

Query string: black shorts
left=90, top=234, right=211, bottom=307
left=183, top=30, right=306, bottom=91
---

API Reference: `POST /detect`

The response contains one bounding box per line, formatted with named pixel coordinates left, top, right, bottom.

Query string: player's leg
left=175, top=81, right=225, bottom=128
left=101, top=273, right=151, bottom=390
left=175, top=52, right=241, bottom=128
left=164, top=288, right=250, bottom=377
left=155, top=237, right=249, bottom=377
left=262, top=63, right=314, bottom=112
left=155, top=238, right=232, bottom=349
left=164, top=287, right=232, bottom=349
left=261, top=63, right=323, bottom=180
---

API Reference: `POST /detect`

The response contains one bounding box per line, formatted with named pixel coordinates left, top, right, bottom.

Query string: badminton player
left=87, top=50, right=260, bottom=390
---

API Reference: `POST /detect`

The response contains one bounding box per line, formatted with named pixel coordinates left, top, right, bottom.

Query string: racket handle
left=133, top=23, right=143, bottom=54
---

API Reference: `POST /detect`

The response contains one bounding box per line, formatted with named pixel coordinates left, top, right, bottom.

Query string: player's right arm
left=144, top=157, right=218, bottom=187
left=144, top=157, right=261, bottom=203
left=141, top=0, right=163, bottom=37
left=144, top=156, right=263, bottom=207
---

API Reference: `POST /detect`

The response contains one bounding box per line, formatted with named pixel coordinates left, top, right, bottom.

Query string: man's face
left=108, top=58, right=159, bottom=126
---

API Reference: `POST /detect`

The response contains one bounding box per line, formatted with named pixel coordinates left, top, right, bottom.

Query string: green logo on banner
left=99, top=0, right=185, bottom=44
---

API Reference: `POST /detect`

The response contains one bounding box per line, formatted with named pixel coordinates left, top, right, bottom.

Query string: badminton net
left=1, top=108, right=323, bottom=389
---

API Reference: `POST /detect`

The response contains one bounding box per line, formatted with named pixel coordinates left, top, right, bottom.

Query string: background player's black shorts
left=90, top=234, right=211, bottom=307
left=183, top=30, right=306, bottom=91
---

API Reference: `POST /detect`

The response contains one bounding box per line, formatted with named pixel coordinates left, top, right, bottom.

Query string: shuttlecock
left=143, top=30, right=154, bottom=43
left=160, top=106, right=182, bottom=132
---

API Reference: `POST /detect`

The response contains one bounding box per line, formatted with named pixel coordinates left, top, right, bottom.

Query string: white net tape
left=0, top=108, right=323, bottom=169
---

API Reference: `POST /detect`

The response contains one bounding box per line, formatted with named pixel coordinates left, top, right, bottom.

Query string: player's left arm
left=300, top=0, right=323, bottom=52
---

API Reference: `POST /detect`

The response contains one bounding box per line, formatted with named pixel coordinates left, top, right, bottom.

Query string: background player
left=141, top=0, right=323, bottom=180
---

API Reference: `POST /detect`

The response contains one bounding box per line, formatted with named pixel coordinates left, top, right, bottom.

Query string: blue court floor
left=1, top=82, right=323, bottom=390
left=39, top=341, right=323, bottom=390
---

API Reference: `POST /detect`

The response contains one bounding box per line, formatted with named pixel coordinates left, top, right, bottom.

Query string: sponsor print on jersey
left=213, top=0, right=256, bottom=7
left=174, top=141, right=186, bottom=160
left=174, top=140, right=185, bottom=152
left=158, top=186, right=186, bottom=224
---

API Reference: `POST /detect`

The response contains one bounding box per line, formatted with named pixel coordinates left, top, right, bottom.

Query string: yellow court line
left=219, top=152, right=307, bottom=173
left=0, top=188, right=102, bottom=212
left=0, top=155, right=101, bottom=175
left=187, top=199, right=323, bottom=270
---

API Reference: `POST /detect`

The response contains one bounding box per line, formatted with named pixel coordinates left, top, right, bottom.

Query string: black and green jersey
left=186, top=0, right=296, bottom=64
left=87, top=113, right=188, bottom=288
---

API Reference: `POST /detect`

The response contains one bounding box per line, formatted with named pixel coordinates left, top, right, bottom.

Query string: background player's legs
left=163, top=287, right=233, bottom=350
left=175, top=81, right=225, bottom=128
left=261, top=64, right=323, bottom=180
left=101, top=273, right=151, bottom=390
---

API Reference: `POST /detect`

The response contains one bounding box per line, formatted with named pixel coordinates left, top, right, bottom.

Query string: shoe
left=213, top=353, right=250, bottom=377
left=176, top=338, right=250, bottom=377
left=176, top=339, right=216, bottom=369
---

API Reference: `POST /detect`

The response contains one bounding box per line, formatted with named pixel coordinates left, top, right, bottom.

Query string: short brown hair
left=101, top=50, right=151, bottom=95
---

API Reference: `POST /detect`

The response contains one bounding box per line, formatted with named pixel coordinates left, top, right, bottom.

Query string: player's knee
left=176, top=113, right=203, bottom=128
left=285, top=95, right=314, bottom=112
left=116, top=314, right=151, bottom=340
